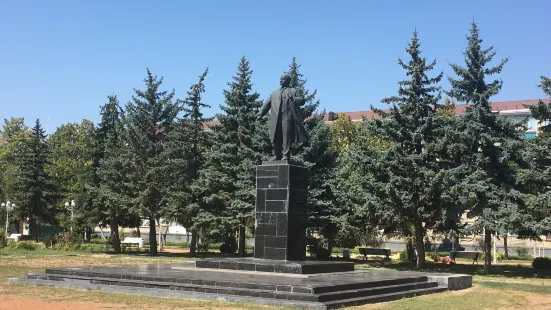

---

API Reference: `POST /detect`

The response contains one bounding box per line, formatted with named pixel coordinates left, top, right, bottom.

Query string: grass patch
left=371, top=287, right=525, bottom=310
left=358, top=258, right=551, bottom=279
left=475, top=280, right=551, bottom=294
left=3, top=247, right=551, bottom=309
left=0, top=250, right=275, bottom=309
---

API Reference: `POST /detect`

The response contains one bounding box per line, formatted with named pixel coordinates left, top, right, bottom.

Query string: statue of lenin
left=257, top=74, right=308, bottom=161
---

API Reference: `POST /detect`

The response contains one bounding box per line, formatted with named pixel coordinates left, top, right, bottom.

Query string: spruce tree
left=518, top=76, right=551, bottom=238
left=160, top=68, right=211, bottom=256
left=338, top=31, right=458, bottom=268
left=17, top=119, right=59, bottom=241
left=286, top=57, right=319, bottom=120
left=283, top=58, right=339, bottom=249
left=447, top=21, right=522, bottom=273
left=125, top=68, right=179, bottom=255
left=91, top=95, right=134, bottom=254
left=200, top=57, right=261, bottom=256
left=0, top=118, right=29, bottom=227
left=302, top=116, right=339, bottom=251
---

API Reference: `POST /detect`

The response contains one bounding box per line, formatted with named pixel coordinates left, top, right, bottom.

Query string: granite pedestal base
left=10, top=263, right=471, bottom=309
left=255, top=161, right=308, bottom=260
left=195, top=258, right=354, bottom=274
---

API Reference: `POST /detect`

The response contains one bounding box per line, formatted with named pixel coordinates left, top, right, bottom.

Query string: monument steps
left=27, top=272, right=319, bottom=300
left=316, top=281, right=439, bottom=302
left=323, top=286, right=448, bottom=308
left=310, top=275, right=428, bottom=293
left=22, top=267, right=448, bottom=307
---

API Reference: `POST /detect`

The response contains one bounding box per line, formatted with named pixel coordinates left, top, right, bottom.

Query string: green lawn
left=1, top=247, right=551, bottom=309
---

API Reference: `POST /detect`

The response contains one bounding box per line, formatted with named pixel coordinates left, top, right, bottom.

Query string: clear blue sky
left=1, top=0, right=550, bottom=133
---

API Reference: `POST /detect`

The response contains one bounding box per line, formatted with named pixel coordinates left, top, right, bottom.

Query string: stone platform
left=195, top=258, right=354, bottom=274
left=9, top=262, right=471, bottom=309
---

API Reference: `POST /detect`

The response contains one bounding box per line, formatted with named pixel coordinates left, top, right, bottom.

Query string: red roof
left=326, top=99, right=551, bottom=122
left=203, top=99, right=550, bottom=128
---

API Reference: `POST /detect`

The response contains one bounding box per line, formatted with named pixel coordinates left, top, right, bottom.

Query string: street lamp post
left=65, top=200, right=76, bottom=233
left=1, top=201, right=16, bottom=240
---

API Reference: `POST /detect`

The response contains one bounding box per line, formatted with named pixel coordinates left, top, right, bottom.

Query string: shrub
left=42, top=234, right=58, bottom=248
left=89, top=237, right=109, bottom=244
left=0, top=231, right=6, bottom=248
left=532, top=257, right=551, bottom=270
left=15, top=241, right=38, bottom=250
left=315, top=247, right=331, bottom=259
left=399, top=251, right=407, bottom=262
left=219, top=243, right=237, bottom=254
left=197, top=243, right=210, bottom=253
left=513, top=246, right=529, bottom=257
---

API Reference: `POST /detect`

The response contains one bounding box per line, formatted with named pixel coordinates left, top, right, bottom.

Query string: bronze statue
left=257, top=74, right=308, bottom=161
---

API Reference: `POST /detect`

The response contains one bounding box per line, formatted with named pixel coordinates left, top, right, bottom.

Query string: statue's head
left=280, top=74, right=291, bottom=88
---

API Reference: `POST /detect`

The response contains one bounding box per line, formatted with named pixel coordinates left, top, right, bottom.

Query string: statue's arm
left=257, top=95, right=271, bottom=118
left=294, top=89, right=305, bottom=106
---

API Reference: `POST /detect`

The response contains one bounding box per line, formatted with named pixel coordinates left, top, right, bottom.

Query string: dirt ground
left=0, top=295, right=109, bottom=310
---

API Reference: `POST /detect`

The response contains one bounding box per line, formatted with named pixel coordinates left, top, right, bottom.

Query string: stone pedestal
left=254, top=160, right=308, bottom=261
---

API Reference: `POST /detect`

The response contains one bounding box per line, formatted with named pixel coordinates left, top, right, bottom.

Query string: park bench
left=358, top=248, right=391, bottom=261
left=121, top=237, right=146, bottom=252
left=7, top=234, right=22, bottom=242
left=449, top=251, right=482, bottom=264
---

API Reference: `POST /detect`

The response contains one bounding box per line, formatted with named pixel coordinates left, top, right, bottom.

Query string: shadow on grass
left=350, top=257, right=551, bottom=279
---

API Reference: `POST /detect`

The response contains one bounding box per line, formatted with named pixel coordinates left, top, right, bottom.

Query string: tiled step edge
left=9, top=277, right=327, bottom=309
left=27, top=273, right=319, bottom=302
left=317, top=281, right=438, bottom=302
left=324, top=286, right=448, bottom=309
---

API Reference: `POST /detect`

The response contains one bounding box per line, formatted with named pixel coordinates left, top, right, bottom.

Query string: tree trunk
left=110, top=217, right=121, bottom=254
left=85, top=227, right=92, bottom=242
left=32, top=220, right=39, bottom=242
left=190, top=230, right=197, bottom=257
left=405, top=237, right=416, bottom=263
left=149, top=216, right=157, bottom=256
left=414, top=220, right=425, bottom=269
left=484, top=230, right=492, bottom=274
left=238, top=226, right=246, bottom=257
left=328, top=238, right=334, bottom=254
left=503, top=234, right=508, bottom=259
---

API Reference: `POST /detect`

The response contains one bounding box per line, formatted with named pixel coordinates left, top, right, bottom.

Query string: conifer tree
left=125, top=68, right=180, bottom=255
left=447, top=21, right=522, bottom=273
left=286, top=57, right=319, bottom=120
left=518, top=76, right=551, bottom=238
left=200, top=57, right=261, bottom=256
left=161, top=68, right=211, bottom=256
left=338, top=31, right=458, bottom=268
left=0, top=118, right=29, bottom=228
left=91, top=95, right=134, bottom=254
left=17, top=119, right=59, bottom=241
left=283, top=58, right=339, bottom=248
